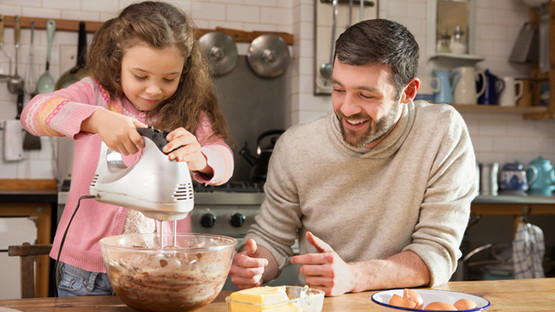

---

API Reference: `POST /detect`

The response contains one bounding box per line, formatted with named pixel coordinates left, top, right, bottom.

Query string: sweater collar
left=327, top=101, right=415, bottom=158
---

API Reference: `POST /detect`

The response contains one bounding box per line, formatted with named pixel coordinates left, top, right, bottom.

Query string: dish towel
left=3, top=120, right=24, bottom=162
left=512, top=222, right=545, bottom=279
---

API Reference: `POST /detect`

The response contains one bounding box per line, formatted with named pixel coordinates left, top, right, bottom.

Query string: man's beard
left=337, top=103, right=400, bottom=148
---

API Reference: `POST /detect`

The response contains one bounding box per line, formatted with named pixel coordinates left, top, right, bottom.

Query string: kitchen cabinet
left=0, top=179, right=57, bottom=298
left=523, top=2, right=555, bottom=119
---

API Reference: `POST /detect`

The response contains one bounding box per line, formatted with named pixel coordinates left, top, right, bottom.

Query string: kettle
left=527, top=156, right=555, bottom=195
left=432, top=69, right=460, bottom=104
left=499, top=161, right=535, bottom=195
left=239, top=129, right=284, bottom=183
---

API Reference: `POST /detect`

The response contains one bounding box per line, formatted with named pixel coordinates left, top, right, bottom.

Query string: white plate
left=371, top=289, right=491, bottom=311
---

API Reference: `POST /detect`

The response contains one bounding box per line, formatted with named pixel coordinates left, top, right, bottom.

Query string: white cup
left=499, top=76, right=524, bottom=107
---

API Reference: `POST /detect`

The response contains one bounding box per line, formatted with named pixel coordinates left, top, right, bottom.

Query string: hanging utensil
left=247, top=34, right=290, bottom=78
left=199, top=31, right=238, bottom=77
left=319, top=0, right=338, bottom=81
left=7, top=15, right=24, bottom=94
left=360, top=0, right=365, bottom=21
left=25, top=20, right=37, bottom=96
left=0, top=15, right=13, bottom=79
left=55, top=21, right=88, bottom=89
left=349, top=0, right=353, bottom=27
left=36, top=20, right=56, bottom=94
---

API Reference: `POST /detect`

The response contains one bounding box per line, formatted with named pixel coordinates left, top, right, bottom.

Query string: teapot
left=432, top=69, right=461, bottom=104
left=499, top=161, right=536, bottom=195
left=527, top=156, right=555, bottom=195
left=239, top=129, right=284, bottom=183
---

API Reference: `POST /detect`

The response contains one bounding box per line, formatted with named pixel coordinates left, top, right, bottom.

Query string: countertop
left=0, top=278, right=554, bottom=311
left=473, top=194, right=555, bottom=204
left=0, top=179, right=57, bottom=203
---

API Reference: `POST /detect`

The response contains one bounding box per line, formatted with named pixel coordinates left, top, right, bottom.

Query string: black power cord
left=53, top=194, right=96, bottom=297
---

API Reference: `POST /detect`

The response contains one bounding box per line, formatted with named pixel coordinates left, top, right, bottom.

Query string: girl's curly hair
left=87, top=1, right=231, bottom=142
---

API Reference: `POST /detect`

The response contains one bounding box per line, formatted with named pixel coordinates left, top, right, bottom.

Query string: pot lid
left=199, top=31, right=238, bottom=77
left=247, top=34, right=290, bottom=78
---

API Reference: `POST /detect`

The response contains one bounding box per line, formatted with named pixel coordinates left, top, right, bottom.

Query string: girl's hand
left=163, top=127, right=212, bottom=174
left=82, top=108, right=147, bottom=155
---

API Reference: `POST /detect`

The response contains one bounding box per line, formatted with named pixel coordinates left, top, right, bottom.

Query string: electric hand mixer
left=90, top=126, right=194, bottom=221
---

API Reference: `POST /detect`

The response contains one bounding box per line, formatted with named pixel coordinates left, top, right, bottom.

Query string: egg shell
left=424, top=301, right=458, bottom=310
left=389, top=293, right=417, bottom=308
left=454, top=298, right=478, bottom=310
left=404, top=289, right=423, bottom=309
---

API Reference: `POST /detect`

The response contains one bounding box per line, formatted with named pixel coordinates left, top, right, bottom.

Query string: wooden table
left=1, top=278, right=554, bottom=311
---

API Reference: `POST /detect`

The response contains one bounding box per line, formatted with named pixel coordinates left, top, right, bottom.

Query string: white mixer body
left=90, top=137, right=194, bottom=221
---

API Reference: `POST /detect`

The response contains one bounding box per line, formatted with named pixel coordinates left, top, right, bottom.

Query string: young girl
left=21, top=1, right=234, bottom=296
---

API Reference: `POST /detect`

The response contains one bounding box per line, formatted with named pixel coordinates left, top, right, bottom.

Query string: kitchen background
left=0, top=0, right=554, bottom=286
left=0, top=0, right=553, bottom=179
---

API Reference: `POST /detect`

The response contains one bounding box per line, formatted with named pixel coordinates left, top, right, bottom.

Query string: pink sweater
left=21, top=77, right=234, bottom=273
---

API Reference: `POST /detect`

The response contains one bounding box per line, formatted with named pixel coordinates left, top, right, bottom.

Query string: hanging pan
left=56, top=21, right=88, bottom=89
left=247, top=34, right=290, bottom=78
left=199, top=31, right=238, bottom=77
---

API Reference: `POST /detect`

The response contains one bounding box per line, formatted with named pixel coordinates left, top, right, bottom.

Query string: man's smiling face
left=330, top=60, right=403, bottom=148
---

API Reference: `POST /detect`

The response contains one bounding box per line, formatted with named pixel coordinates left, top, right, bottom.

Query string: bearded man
left=229, top=19, right=477, bottom=296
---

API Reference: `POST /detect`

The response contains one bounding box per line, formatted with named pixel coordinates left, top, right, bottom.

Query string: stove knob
left=201, top=213, right=217, bottom=228
left=230, top=212, right=246, bottom=227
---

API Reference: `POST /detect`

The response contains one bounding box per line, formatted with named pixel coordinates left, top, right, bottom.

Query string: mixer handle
left=137, top=126, right=172, bottom=154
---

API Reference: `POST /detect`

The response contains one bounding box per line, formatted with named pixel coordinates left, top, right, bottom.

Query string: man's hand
left=290, top=232, right=355, bottom=296
left=229, top=239, right=269, bottom=289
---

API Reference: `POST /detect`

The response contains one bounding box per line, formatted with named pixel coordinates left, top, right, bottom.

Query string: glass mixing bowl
left=100, top=233, right=237, bottom=312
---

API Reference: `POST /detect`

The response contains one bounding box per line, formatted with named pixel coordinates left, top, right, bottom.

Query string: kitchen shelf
left=429, top=52, right=484, bottom=62
left=0, top=15, right=294, bottom=45
left=447, top=104, right=549, bottom=116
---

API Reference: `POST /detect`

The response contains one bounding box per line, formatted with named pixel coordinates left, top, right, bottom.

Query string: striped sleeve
left=21, top=78, right=102, bottom=138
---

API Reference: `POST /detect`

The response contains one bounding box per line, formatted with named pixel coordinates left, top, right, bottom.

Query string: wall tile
left=192, top=3, right=226, bottom=20
left=227, top=5, right=260, bottom=23
left=81, top=0, right=118, bottom=12
left=261, top=7, right=292, bottom=25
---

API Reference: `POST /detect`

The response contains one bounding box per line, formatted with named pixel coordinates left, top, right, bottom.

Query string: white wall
left=0, top=0, right=554, bottom=180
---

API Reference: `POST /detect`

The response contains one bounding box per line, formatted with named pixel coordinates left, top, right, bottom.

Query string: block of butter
left=228, top=286, right=297, bottom=312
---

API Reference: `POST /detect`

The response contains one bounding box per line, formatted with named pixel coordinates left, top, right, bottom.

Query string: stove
left=191, top=182, right=264, bottom=238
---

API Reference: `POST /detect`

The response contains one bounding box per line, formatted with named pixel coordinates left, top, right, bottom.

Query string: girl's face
left=121, top=42, right=185, bottom=112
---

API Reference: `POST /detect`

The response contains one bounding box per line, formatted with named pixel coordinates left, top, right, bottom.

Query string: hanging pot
left=56, top=21, right=88, bottom=89
left=247, top=34, right=290, bottom=78
left=199, top=31, right=238, bottom=77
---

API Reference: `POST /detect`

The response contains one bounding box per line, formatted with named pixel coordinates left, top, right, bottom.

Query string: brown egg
left=454, top=298, right=478, bottom=310
left=404, top=289, right=424, bottom=309
left=424, top=301, right=458, bottom=310
left=389, top=293, right=417, bottom=308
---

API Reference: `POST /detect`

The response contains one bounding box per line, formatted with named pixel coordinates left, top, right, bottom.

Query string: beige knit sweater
left=244, top=100, right=478, bottom=287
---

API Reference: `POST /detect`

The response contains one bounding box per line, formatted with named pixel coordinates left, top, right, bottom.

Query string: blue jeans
left=57, top=262, right=115, bottom=297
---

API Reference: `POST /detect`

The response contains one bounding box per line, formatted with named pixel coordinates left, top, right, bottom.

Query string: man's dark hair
left=334, top=19, right=419, bottom=97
